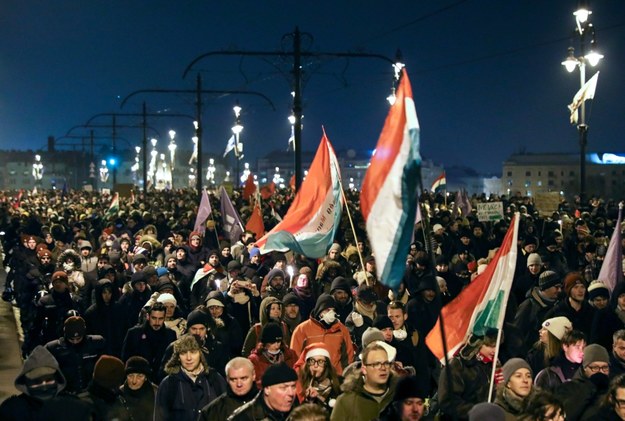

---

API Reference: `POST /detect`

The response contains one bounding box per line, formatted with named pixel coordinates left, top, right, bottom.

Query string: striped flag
left=219, top=186, right=244, bottom=244
left=426, top=214, right=520, bottom=362
left=360, top=69, right=421, bottom=290
left=431, top=171, right=446, bottom=193
left=255, top=131, right=343, bottom=258
left=105, top=192, right=119, bottom=219
left=599, top=203, right=624, bottom=292
left=194, top=188, right=213, bottom=235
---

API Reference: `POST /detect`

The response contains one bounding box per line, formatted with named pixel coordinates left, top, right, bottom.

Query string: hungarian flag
left=360, top=69, right=422, bottom=290
left=194, top=189, right=213, bottom=236
left=599, top=203, right=624, bottom=292
left=105, top=193, right=119, bottom=219
left=246, top=202, right=265, bottom=239
left=260, top=182, right=276, bottom=200
left=255, top=131, right=342, bottom=258
left=431, top=171, right=446, bottom=193
left=426, top=214, right=520, bottom=362
left=220, top=186, right=244, bottom=244
left=242, top=173, right=256, bottom=200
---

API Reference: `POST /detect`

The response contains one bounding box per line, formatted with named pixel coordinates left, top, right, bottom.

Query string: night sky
left=1, top=1, right=624, bottom=175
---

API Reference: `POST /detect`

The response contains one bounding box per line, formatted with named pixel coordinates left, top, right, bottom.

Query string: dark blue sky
left=1, top=1, right=624, bottom=174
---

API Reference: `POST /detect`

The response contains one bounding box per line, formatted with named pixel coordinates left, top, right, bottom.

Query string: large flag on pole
left=426, top=214, right=520, bottom=362
left=255, top=131, right=343, bottom=258
left=223, top=135, right=236, bottom=157
left=568, top=71, right=599, bottom=124
left=105, top=192, right=119, bottom=219
left=431, top=171, right=446, bottom=193
left=246, top=202, right=265, bottom=239
left=242, top=173, right=256, bottom=200
left=452, top=188, right=472, bottom=217
left=360, top=69, right=421, bottom=290
left=194, top=189, right=213, bottom=235
left=599, top=203, right=624, bottom=292
left=220, top=186, right=244, bottom=244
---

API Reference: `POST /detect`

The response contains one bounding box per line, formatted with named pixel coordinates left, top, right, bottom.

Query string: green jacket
left=330, top=371, right=397, bottom=421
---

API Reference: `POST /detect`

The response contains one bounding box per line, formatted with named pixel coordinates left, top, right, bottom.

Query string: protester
left=119, top=356, right=157, bottom=421
left=494, top=358, right=534, bottom=419
left=293, top=342, right=340, bottom=409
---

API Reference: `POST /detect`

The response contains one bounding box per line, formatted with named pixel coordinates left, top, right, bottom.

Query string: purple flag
left=194, top=189, right=212, bottom=235
left=599, top=203, right=624, bottom=292
left=220, top=186, right=244, bottom=244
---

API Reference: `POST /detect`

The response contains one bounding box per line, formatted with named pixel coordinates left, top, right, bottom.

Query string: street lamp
left=232, top=103, right=244, bottom=183
left=168, top=130, right=177, bottom=189
left=132, top=146, right=141, bottom=185
left=99, top=160, right=109, bottom=185
left=149, top=138, right=158, bottom=187
left=562, top=0, right=603, bottom=208
left=207, top=158, right=216, bottom=185
left=32, top=154, right=44, bottom=189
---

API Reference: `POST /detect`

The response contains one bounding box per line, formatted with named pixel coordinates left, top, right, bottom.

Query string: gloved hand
left=351, top=312, right=364, bottom=328
left=494, top=367, right=504, bottom=386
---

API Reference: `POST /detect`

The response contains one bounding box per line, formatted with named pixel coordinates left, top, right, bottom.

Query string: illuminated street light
left=232, top=102, right=244, bottom=182
left=32, top=154, right=44, bottom=184
left=207, top=158, right=216, bottom=185
left=99, top=159, right=109, bottom=184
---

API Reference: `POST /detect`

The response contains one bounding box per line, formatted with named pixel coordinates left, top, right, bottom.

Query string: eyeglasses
left=306, top=358, right=326, bottom=367
left=364, top=361, right=392, bottom=370
left=615, top=399, right=625, bottom=408
left=586, top=364, right=609, bottom=373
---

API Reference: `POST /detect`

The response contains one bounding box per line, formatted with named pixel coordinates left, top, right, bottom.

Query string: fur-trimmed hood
left=56, top=248, right=81, bottom=269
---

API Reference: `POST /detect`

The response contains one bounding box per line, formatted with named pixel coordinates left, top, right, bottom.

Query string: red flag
left=246, top=202, right=265, bottom=239
left=13, top=189, right=24, bottom=209
left=289, top=174, right=296, bottom=191
left=242, top=173, right=256, bottom=200
left=260, top=182, right=276, bottom=200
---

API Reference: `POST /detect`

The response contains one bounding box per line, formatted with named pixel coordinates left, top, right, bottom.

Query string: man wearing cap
left=0, top=345, right=94, bottom=420
left=118, top=270, right=152, bottom=327
left=228, top=361, right=298, bottom=420
left=282, top=292, right=301, bottom=335
left=511, top=270, right=563, bottom=356
left=81, top=354, right=127, bottom=420
left=156, top=334, right=227, bottom=421
left=199, top=357, right=258, bottom=421
left=205, top=290, right=244, bottom=357
left=346, top=284, right=384, bottom=350
left=378, top=375, right=428, bottom=421
left=261, top=268, right=288, bottom=301
left=316, top=244, right=349, bottom=294
left=555, top=343, right=611, bottom=420
left=45, top=315, right=106, bottom=394
left=84, top=278, right=125, bottom=357
left=119, top=356, right=157, bottom=421
left=331, top=342, right=398, bottom=421
left=545, top=272, right=595, bottom=338
left=330, top=276, right=355, bottom=324
left=249, top=322, right=298, bottom=389
left=511, top=252, right=543, bottom=305
left=291, top=293, right=354, bottom=375
left=122, top=302, right=177, bottom=377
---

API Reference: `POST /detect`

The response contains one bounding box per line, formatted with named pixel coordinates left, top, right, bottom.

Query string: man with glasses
left=588, top=373, right=625, bottom=419
left=331, top=342, right=397, bottom=421
left=555, top=343, right=611, bottom=420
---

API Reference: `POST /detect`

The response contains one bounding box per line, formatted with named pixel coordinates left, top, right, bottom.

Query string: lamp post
left=32, top=154, right=44, bottom=188
left=168, top=130, right=177, bottom=189
left=99, top=160, right=109, bottom=188
left=232, top=103, right=244, bottom=184
left=561, top=1, right=603, bottom=208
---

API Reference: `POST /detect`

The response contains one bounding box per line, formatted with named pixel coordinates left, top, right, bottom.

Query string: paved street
left=0, top=268, right=23, bottom=402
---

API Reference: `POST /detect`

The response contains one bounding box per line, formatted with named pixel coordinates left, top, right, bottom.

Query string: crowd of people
left=0, top=187, right=623, bottom=420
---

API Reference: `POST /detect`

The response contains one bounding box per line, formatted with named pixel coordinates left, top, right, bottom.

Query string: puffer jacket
left=330, top=369, right=398, bottom=421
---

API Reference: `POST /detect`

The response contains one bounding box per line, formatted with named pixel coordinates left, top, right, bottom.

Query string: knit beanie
left=64, top=316, right=86, bottom=340
left=261, top=362, right=297, bottom=388
left=362, top=327, right=385, bottom=348
left=93, top=355, right=125, bottom=390
left=125, top=356, right=152, bottom=377
left=249, top=247, right=261, bottom=258
left=373, top=315, right=394, bottom=331
left=261, top=322, right=283, bottom=344
left=283, top=292, right=300, bottom=307
left=502, top=358, right=532, bottom=386
left=393, top=375, right=428, bottom=401
left=542, top=316, right=572, bottom=340
left=227, top=260, right=242, bottom=271
left=131, top=271, right=147, bottom=286
left=582, top=344, right=610, bottom=367
left=539, top=270, right=562, bottom=291
left=51, top=271, right=69, bottom=285
left=564, top=272, right=586, bottom=296
left=186, top=309, right=210, bottom=327
left=588, top=280, right=609, bottom=301
left=527, top=253, right=542, bottom=267
left=468, top=402, right=505, bottom=421
left=174, top=334, right=202, bottom=355
left=329, top=243, right=342, bottom=253
left=156, top=293, right=177, bottom=306
left=330, top=276, right=352, bottom=294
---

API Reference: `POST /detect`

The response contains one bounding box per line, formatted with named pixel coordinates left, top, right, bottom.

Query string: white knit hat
left=304, top=346, right=331, bottom=361
left=542, top=316, right=572, bottom=340
left=156, top=293, right=177, bottom=306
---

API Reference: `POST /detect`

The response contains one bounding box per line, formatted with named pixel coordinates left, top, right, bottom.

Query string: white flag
left=568, top=71, right=599, bottom=124
left=223, top=135, right=236, bottom=157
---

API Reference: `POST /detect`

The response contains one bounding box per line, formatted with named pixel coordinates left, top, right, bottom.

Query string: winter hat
left=329, top=243, right=342, bottom=253
left=362, top=327, right=385, bottom=348
left=80, top=241, right=92, bottom=250
left=527, top=253, right=542, bottom=267
left=564, top=272, right=586, bottom=296
left=93, top=355, right=125, bottom=390
left=261, top=322, right=283, bottom=344
left=261, top=362, right=297, bottom=388
left=37, top=248, right=52, bottom=259
left=432, top=223, right=444, bottom=233
left=502, top=358, right=532, bottom=386
left=125, top=356, right=152, bottom=377
left=156, top=293, right=177, bottom=306
left=186, top=309, right=210, bottom=327
left=304, top=343, right=331, bottom=361
left=523, top=236, right=538, bottom=247
left=330, top=276, right=352, bottom=294
left=583, top=344, right=610, bottom=366
left=361, top=340, right=397, bottom=363
left=266, top=268, right=285, bottom=283
left=468, top=402, right=505, bottom=421
left=357, top=284, right=377, bottom=304
left=283, top=292, right=300, bottom=307
left=206, top=298, right=225, bottom=308
left=227, top=260, right=242, bottom=271
left=156, top=267, right=168, bottom=277
left=51, top=271, right=69, bottom=285
left=539, top=271, right=562, bottom=291
left=313, top=293, right=336, bottom=318
left=249, top=247, right=261, bottom=258
left=373, top=315, right=394, bottom=331
left=588, top=280, right=610, bottom=301
left=174, top=334, right=202, bottom=355
left=542, top=317, right=572, bottom=340
left=143, top=266, right=157, bottom=279
left=130, top=271, right=147, bottom=286
left=393, top=375, right=428, bottom=401
left=132, top=254, right=148, bottom=264
left=64, top=316, right=86, bottom=339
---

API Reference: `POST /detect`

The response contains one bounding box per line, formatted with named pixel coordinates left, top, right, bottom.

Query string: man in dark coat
left=545, top=272, right=595, bottom=339
left=121, top=302, right=177, bottom=376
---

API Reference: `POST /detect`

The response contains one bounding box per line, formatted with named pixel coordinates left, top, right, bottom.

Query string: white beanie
left=304, top=347, right=331, bottom=361
left=156, top=293, right=177, bottom=306
left=542, top=316, right=572, bottom=340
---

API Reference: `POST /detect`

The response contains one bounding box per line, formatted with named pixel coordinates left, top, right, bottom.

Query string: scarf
left=262, top=349, right=285, bottom=365
left=181, top=364, right=205, bottom=383
left=354, top=300, right=376, bottom=321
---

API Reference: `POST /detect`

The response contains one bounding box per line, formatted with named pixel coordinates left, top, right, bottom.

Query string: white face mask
left=63, top=262, right=74, bottom=272
left=320, top=309, right=337, bottom=325
left=393, top=328, right=408, bottom=340
left=266, top=348, right=281, bottom=355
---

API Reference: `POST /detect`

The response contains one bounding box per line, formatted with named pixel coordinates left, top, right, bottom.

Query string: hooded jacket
left=242, top=296, right=290, bottom=357
left=84, top=279, right=125, bottom=356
